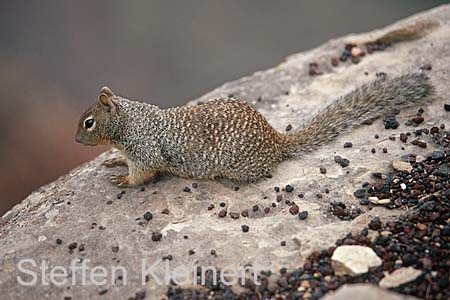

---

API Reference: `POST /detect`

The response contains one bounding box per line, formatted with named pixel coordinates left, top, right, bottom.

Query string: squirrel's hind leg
left=102, top=157, right=127, bottom=168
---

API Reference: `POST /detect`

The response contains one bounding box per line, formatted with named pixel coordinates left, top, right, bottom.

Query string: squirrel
left=76, top=72, right=433, bottom=187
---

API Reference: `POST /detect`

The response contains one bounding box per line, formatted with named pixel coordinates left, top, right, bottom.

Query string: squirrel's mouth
left=75, top=133, right=92, bottom=145
left=75, top=134, right=112, bottom=146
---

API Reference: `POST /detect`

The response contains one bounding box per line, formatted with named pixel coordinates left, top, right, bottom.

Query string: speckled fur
left=76, top=72, right=433, bottom=186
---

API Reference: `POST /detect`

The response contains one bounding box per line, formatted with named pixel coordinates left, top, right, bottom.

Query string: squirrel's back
left=159, top=99, right=286, bottom=181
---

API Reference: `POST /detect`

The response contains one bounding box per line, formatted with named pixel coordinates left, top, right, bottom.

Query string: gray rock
left=379, top=267, right=422, bottom=289
left=2, top=4, right=450, bottom=299
left=392, top=160, right=413, bottom=173
left=431, top=150, right=445, bottom=161
left=322, top=284, right=420, bottom=300
left=331, top=245, right=382, bottom=276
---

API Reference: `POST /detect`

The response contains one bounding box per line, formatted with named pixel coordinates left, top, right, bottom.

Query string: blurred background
left=0, top=1, right=446, bottom=215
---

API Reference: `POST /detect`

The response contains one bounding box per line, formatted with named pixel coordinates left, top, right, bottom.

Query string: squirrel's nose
left=75, top=132, right=82, bottom=144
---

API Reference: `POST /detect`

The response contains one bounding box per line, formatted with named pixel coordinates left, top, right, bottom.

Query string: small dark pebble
left=98, top=289, right=108, bottom=295
left=320, top=167, right=327, bottom=174
left=56, top=238, right=62, bottom=245
left=402, top=253, right=418, bottom=267
left=111, top=245, right=119, bottom=253
left=207, top=204, right=215, bottom=211
left=285, top=124, right=293, bottom=132
left=230, top=212, right=240, bottom=219
left=280, top=241, right=286, bottom=246
left=152, top=232, right=163, bottom=242
left=192, top=182, right=198, bottom=189
left=331, top=57, right=339, bottom=66
left=188, top=249, right=195, bottom=255
left=382, top=148, right=388, bottom=153
left=241, top=209, right=249, bottom=217
left=353, top=189, right=366, bottom=198
left=420, top=63, right=432, bottom=71
left=298, top=211, right=309, bottom=220
left=276, top=194, right=283, bottom=202
left=371, top=148, right=376, bottom=154
left=359, top=198, right=369, bottom=205
left=219, top=202, right=226, bottom=207
left=285, top=185, right=294, bottom=193
left=161, top=208, right=170, bottom=215
left=182, top=187, right=191, bottom=192
left=444, top=104, right=450, bottom=112
left=372, top=172, right=384, bottom=179
left=383, top=115, right=399, bottom=129
left=368, top=217, right=382, bottom=230
left=334, top=156, right=350, bottom=168
left=135, top=291, right=146, bottom=300
left=143, top=212, right=153, bottom=221
left=400, top=133, right=408, bottom=143
left=252, top=205, right=259, bottom=212
left=289, top=205, right=299, bottom=215
left=264, top=207, right=270, bottom=214
left=411, top=139, right=427, bottom=148
left=411, top=116, right=424, bottom=125
left=343, top=142, right=353, bottom=148
left=218, top=210, right=227, bottom=218
left=308, top=62, right=322, bottom=76
left=241, top=225, right=250, bottom=233
left=68, top=242, right=77, bottom=250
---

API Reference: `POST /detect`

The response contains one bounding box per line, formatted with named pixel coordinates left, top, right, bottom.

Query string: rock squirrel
left=75, top=72, right=433, bottom=187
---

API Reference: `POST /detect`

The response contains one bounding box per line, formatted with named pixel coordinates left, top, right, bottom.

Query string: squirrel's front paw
left=102, top=157, right=127, bottom=168
left=110, top=175, right=131, bottom=188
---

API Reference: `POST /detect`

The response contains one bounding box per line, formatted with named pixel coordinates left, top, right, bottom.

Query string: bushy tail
left=281, top=72, right=433, bottom=155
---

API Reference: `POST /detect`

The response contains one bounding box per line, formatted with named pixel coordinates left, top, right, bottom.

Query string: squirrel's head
left=75, top=86, right=120, bottom=146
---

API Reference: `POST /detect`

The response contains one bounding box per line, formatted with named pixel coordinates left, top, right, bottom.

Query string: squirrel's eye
left=84, top=118, right=95, bottom=129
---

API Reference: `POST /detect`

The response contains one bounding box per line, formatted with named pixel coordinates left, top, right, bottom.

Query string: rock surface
left=331, top=245, right=382, bottom=276
left=321, top=284, right=419, bottom=300
left=1, top=4, right=450, bottom=300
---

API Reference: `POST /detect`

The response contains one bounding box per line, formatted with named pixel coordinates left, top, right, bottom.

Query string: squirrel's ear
left=98, top=88, right=117, bottom=114
left=100, top=86, right=114, bottom=97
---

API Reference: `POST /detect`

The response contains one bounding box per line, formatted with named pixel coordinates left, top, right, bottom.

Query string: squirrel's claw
left=110, top=174, right=131, bottom=188
left=103, top=157, right=127, bottom=168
